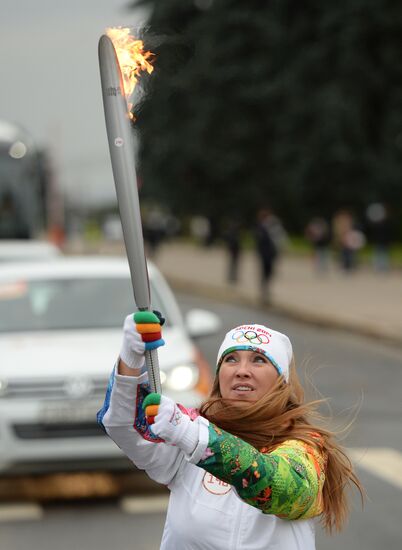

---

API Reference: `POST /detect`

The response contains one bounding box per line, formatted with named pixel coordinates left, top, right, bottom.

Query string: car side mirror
left=185, top=308, right=221, bottom=338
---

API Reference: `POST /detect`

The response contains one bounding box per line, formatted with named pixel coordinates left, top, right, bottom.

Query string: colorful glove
left=134, top=310, right=165, bottom=351
left=143, top=393, right=199, bottom=455
left=119, top=311, right=165, bottom=370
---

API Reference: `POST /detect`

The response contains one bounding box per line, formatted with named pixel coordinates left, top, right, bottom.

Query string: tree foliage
left=132, top=0, right=402, bottom=232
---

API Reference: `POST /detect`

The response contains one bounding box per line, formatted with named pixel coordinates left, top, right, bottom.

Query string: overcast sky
left=0, top=0, right=149, bottom=207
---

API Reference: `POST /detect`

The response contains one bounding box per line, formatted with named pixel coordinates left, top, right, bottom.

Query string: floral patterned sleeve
left=197, top=423, right=326, bottom=520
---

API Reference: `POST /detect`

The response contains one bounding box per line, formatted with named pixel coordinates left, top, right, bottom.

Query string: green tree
left=132, top=0, right=402, bottom=235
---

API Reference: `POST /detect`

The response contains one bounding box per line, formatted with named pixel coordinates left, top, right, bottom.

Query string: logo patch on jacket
left=202, top=472, right=231, bottom=495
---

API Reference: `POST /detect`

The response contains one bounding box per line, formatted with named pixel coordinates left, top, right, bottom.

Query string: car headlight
left=164, top=364, right=199, bottom=392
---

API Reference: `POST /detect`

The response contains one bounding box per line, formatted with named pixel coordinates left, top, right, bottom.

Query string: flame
left=106, top=27, right=154, bottom=119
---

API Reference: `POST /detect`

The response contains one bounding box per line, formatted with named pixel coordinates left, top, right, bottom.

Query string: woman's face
left=218, top=350, right=279, bottom=402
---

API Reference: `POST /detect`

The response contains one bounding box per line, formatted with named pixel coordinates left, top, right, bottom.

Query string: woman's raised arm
left=98, top=365, right=186, bottom=486
left=195, top=423, right=325, bottom=520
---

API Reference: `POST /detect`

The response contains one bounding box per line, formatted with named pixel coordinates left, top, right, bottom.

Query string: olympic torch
left=98, top=29, right=162, bottom=393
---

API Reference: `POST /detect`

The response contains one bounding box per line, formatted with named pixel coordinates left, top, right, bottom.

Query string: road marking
left=350, top=447, right=402, bottom=490
left=120, top=495, right=169, bottom=515
left=0, top=503, right=43, bottom=522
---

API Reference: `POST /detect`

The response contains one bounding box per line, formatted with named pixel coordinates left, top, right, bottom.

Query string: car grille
left=13, top=422, right=106, bottom=439
left=4, top=378, right=107, bottom=399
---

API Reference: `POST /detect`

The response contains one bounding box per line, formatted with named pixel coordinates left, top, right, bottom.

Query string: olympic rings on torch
left=231, top=330, right=270, bottom=345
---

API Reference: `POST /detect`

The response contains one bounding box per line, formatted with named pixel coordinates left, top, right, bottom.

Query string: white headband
left=216, top=324, right=293, bottom=382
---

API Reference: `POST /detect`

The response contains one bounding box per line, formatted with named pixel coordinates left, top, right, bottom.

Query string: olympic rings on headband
left=231, top=330, right=270, bottom=345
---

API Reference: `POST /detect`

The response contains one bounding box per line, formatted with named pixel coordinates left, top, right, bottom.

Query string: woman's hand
left=119, top=311, right=165, bottom=374
left=143, top=393, right=199, bottom=455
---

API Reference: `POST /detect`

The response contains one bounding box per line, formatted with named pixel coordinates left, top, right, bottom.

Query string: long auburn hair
left=199, top=357, right=364, bottom=533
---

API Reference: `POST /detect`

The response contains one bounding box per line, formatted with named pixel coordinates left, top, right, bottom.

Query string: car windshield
left=0, top=277, right=168, bottom=332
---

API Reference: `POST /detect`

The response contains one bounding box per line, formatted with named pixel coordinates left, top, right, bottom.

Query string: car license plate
left=39, top=399, right=101, bottom=424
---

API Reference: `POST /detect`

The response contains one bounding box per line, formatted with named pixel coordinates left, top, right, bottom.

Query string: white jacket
left=99, top=370, right=317, bottom=550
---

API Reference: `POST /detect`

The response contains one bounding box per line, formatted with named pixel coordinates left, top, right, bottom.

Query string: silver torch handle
left=98, top=34, right=162, bottom=394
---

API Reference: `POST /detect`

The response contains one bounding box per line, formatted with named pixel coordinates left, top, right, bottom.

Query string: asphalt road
left=2, top=291, right=402, bottom=550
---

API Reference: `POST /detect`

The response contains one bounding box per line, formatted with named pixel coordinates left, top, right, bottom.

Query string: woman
left=98, top=312, right=363, bottom=549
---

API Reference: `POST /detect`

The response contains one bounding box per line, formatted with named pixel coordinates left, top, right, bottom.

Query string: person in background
left=305, top=217, right=332, bottom=274
left=332, top=209, right=365, bottom=272
left=222, top=219, right=242, bottom=284
left=98, top=313, right=363, bottom=550
left=143, top=205, right=168, bottom=258
left=365, top=203, right=393, bottom=272
left=254, top=208, right=287, bottom=304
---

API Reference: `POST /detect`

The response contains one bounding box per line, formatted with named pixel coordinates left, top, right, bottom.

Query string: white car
left=0, top=256, right=220, bottom=473
left=0, top=240, right=62, bottom=263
